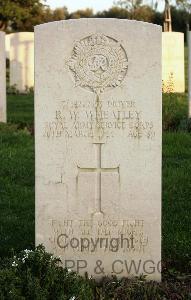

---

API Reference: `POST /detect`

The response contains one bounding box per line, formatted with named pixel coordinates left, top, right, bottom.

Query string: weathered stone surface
left=162, top=32, right=185, bottom=93
left=0, top=32, right=6, bottom=123
left=35, top=19, right=162, bottom=281
left=8, top=32, right=34, bottom=92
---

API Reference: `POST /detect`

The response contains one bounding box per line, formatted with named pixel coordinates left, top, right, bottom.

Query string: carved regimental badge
left=67, top=34, right=128, bottom=95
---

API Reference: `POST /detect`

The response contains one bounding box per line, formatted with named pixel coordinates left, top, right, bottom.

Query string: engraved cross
left=77, top=143, right=119, bottom=215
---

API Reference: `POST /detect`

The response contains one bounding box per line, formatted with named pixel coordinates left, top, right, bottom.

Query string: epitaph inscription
left=51, top=219, right=148, bottom=254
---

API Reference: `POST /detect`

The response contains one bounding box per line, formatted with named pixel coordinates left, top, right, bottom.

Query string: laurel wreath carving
left=67, top=34, right=128, bottom=94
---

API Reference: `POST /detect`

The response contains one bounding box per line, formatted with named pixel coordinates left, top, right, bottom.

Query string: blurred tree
left=149, top=0, right=159, bottom=10
left=11, top=6, right=48, bottom=31
left=53, top=7, right=69, bottom=21
left=114, top=0, right=143, bottom=18
left=0, top=0, right=45, bottom=31
left=154, top=0, right=191, bottom=31
left=115, top=0, right=143, bottom=9
left=69, top=9, right=93, bottom=19
left=1, top=0, right=190, bottom=33
left=114, top=0, right=155, bottom=21
left=153, top=11, right=163, bottom=26
left=133, top=5, right=155, bottom=22
left=96, top=6, right=129, bottom=18
left=176, top=0, right=191, bottom=10
left=176, top=0, right=191, bottom=30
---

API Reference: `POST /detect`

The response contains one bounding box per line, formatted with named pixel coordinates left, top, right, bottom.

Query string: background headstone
left=0, top=32, right=6, bottom=123
left=162, top=32, right=185, bottom=93
left=188, top=31, right=191, bottom=118
left=5, top=34, right=10, bottom=59
left=35, top=19, right=162, bottom=281
left=8, top=32, right=34, bottom=92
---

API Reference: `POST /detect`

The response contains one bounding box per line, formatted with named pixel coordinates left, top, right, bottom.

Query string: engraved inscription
left=67, top=34, right=128, bottom=94
left=51, top=219, right=149, bottom=254
left=43, top=98, right=155, bottom=140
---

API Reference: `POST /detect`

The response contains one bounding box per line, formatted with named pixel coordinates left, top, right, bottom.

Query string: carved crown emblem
left=67, top=34, right=128, bottom=94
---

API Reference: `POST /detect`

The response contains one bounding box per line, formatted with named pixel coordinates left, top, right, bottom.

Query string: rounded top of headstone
left=35, top=18, right=162, bottom=31
left=0, top=31, right=5, bottom=37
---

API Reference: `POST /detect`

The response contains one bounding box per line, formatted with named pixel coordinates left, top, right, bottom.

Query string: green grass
left=0, top=124, right=34, bottom=257
left=0, top=93, right=191, bottom=274
left=7, top=93, right=34, bottom=127
left=163, top=132, right=191, bottom=272
left=162, top=93, right=188, bottom=130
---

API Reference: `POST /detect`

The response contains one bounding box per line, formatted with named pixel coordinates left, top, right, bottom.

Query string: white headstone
left=9, top=32, right=34, bottom=92
left=188, top=31, right=191, bottom=118
left=0, top=32, right=6, bottom=123
left=162, top=32, right=185, bottom=93
left=5, top=34, right=10, bottom=59
left=35, top=19, right=162, bottom=281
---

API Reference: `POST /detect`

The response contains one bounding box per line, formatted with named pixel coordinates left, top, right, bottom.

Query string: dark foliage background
left=0, top=0, right=191, bottom=36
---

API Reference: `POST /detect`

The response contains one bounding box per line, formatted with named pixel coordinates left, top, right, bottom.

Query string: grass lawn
left=7, top=93, right=34, bottom=126
left=0, top=93, right=191, bottom=275
left=163, top=132, right=191, bottom=272
left=0, top=123, right=34, bottom=257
